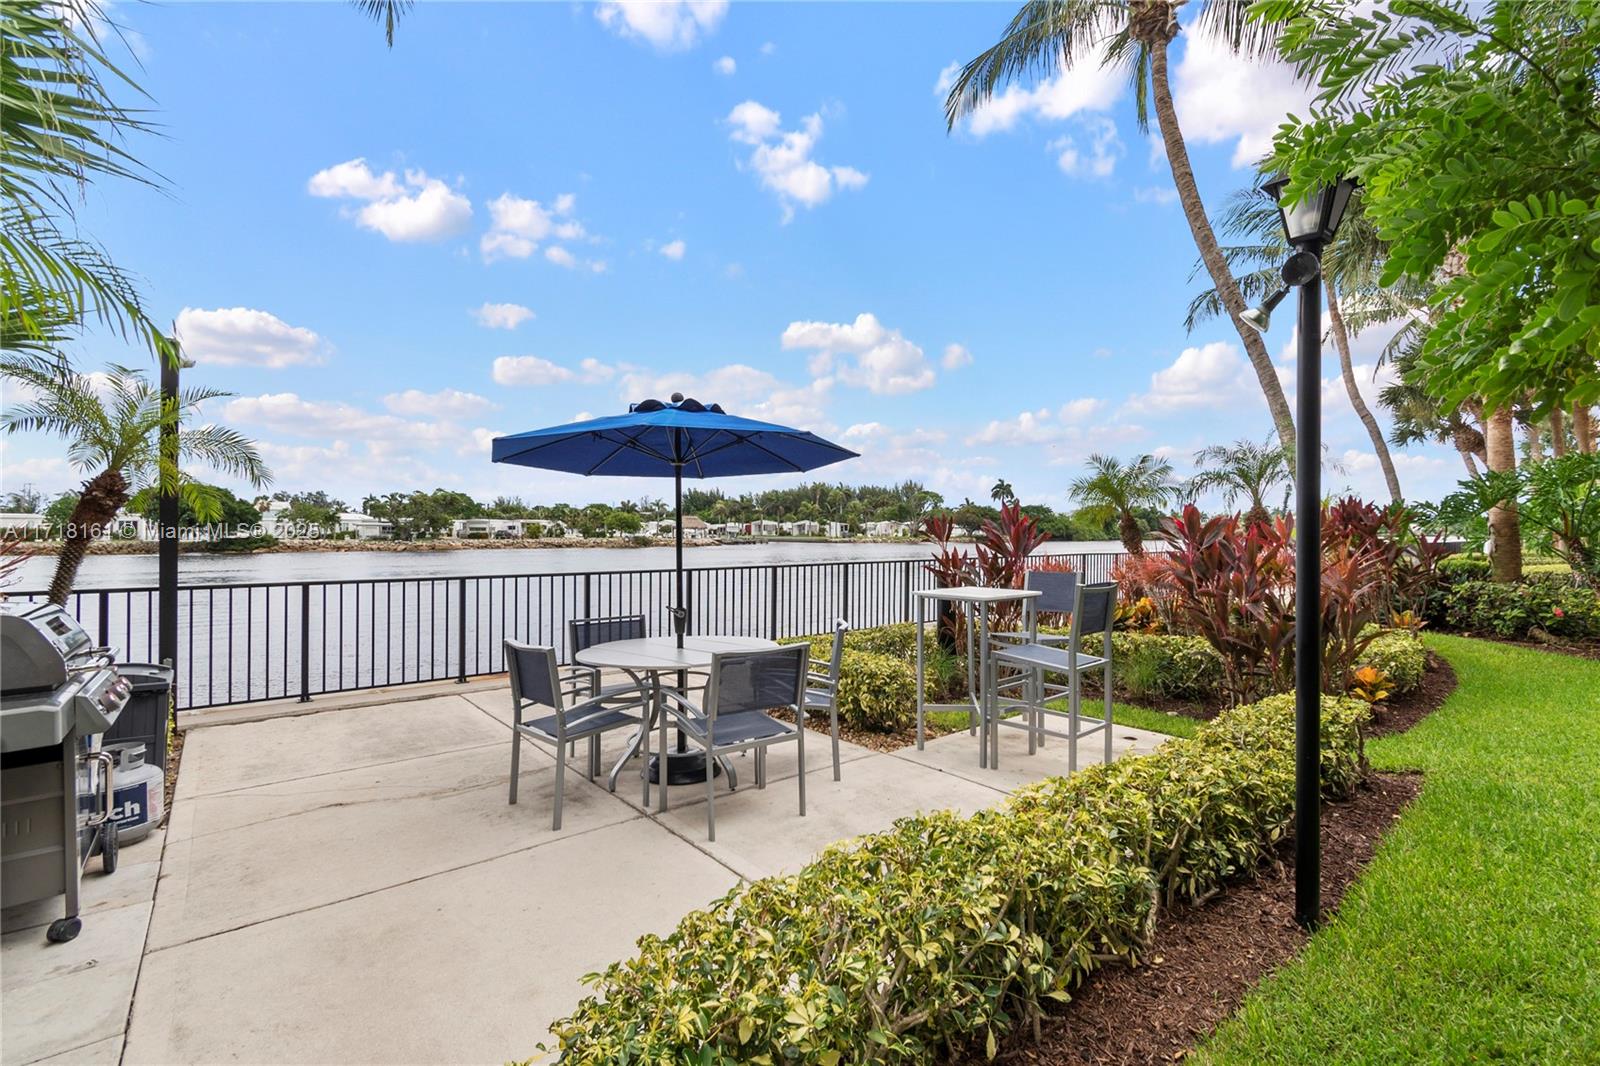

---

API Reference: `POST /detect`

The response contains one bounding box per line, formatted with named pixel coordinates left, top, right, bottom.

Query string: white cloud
left=175, top=307, right=328, bottom=368
left=383, top=388, right=496, bottom=418
left=760, top=41, right=776, bottom=56
left=713, top=55, right=736, bottom=75
left=481, top=192, right=588, bottom=263
left=659, top=239, right=686, bottom=261
left=1058, top=397, right=1104, bottom=421
left=595, top=0, right=727, bottom=50
left=1133, top=185, right=1178, bottom=206
left=843, top=422, right=888, bottom=440
left=1124, top=341, right=1262, bottom=414
left=544, top=246, right=577, bottom=269
left=934, top=60, right=961, bottom=98
left=964, top=399, right=1105, bottom=447
left=307, top=159, right=472, bottom=242
left=941, top=343, right=973, bottom=370
left=1172, top=32, right=1314, bottom=167
left=492, top=355, right=614, bottom=387
left=618, top=363, right=832, bottom=429
left=725, top=103, right=868, bottom=222
left=222, top=393, right=453, bottom=445
left=1049, top=116, right=1122, bottom=178
left=959, top=60, right=1124, bottom=138
left=473, top=302, right=535, bottom=330
left=781, top=312, right=934, bottom=395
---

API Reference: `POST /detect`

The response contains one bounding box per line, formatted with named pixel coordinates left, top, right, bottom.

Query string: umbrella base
left=647, top=752, right=721, bottom=785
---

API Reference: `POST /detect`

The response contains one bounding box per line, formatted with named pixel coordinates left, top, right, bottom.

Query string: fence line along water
left=9, top=551, right=1133, bottom=711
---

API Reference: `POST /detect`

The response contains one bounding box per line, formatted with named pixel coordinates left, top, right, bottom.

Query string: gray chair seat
left=802, top=688, right=834, bottom=709
left=520, top=705, right=638, bottom=740
left=993, top=643, right=1107, bottom=674
left=679, top=710, right=794, bottom=746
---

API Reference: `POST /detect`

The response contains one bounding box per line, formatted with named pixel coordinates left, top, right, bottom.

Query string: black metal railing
left=9, top=551, right=1140, bottom=710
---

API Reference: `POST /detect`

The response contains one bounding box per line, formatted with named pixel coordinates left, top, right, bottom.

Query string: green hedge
left=543, top=693, right=1370, bottom=1064
left=1354, top=628, right=1427, bottom=694
left=1112, top=632, right=1225, bottom=702
left=781, top=635, right=920, bottom=732
left=1437, top=552, right=1491, bottom=583
left=1442, top=579, right=1600, bottom=640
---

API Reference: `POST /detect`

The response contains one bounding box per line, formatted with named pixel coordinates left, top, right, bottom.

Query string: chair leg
left=587, top=735, right=600, bottom=781
left=1104, top=660, right=1114, bottom=765
left=1027, top=667, right=1039, bottom=756
left=1068, top=673, right=1080, bottom=775
left=508, top=730, right=521, bottom=805
left=830, top=701, right=841, bottom=781
left=640, top=706, right=651, bottom=808
left=796, top=723, right=806, bottom=817
left=755, top=747, right=766, bottom=789
left=552, top=744, right=566, bottom=831
left=705, top=748, right=717, bottom=842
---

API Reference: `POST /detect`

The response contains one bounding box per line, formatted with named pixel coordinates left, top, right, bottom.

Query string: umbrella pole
left=673, top=453, right=690, bottom=759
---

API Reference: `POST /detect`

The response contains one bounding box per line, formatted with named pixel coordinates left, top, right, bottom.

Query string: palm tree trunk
left=1146, top=34, right=1296, bottom=455
left=49, top=468, right=129, bottom=606
left=1575, top=403, right=1595, bottom=453
left=1118, top=511, right=1144, bottom=555
left=1326, top=289, right=1401, bottom=501
left=1551, top=408, right=1568, bottom=457
left=1483, top=405, right=1522, bottom=582
left=1524, top=412, right=1544, bottom=462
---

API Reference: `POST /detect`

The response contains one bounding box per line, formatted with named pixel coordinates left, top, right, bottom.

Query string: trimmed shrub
left=1437, top=552, right=1491, bottom=583
left=782, top=634, right=920, bottom=732
left=544, top=693, right=1369, bottom=1064
left=1443, top=579, right=1600, bottom=640
left=1354, top=628, right=1426, bottom=695
left=844, top=621, right=922, bottom=659
left=1111, top=632, right=1224, bottom=702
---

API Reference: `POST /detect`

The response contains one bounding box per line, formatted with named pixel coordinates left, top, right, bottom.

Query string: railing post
left=767, top=565, right=779, bottom=640
left=457, top=578, right=468, bottom=683
left=97, top=590, right=110, bottom=648
left=583, top=573, right=593, bottom=617
left=840, top=564, right=850, bottom=623
left=298, top=584, right=311, bottom=703
left=903, top=559, right=913, bottom=622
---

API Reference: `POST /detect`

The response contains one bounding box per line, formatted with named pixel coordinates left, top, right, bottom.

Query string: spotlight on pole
left=1257, top=173, right=1356, bottom=931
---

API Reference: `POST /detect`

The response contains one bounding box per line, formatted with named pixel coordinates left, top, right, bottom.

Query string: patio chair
left=989, top=581, right=1117, bottom=773
left=505, top=640, right=646, bottom=830
left=803, top=619, right=850, bottom=780
left=991, top=570, right=1080, bottom=726
left=661, top=644, right=809, bottom=841
left=564, top=614, right=649, bottom=702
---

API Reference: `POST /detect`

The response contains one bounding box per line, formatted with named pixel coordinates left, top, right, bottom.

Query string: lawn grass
left=924, top=701, right=1201, bottom=739
left=1195, top=633, right=1600, bottom=1064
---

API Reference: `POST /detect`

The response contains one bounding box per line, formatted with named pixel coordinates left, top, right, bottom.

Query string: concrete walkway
left=2, top=684, right=1170, bottom=1066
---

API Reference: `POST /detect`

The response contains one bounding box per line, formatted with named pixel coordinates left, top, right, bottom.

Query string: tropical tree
left=0, top=360, right=270, bottom=603
left=989, top=478, right=1016, bottom=505
left=945, top=0, right=1299, bottom=453
left=1069, top=452, right=1178, bottom=553
left=2, top=1, right=161, bottom=362
left=1187, top=189, right=1416, bottom=501
left=1187, top=436, right=1291, bottom=526
left=353, top=0, right=412, bottom=46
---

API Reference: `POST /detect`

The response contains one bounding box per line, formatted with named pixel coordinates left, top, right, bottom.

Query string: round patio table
left=576, top=635, right=777, bottom=811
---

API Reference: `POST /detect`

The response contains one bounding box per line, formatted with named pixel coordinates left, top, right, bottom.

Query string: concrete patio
left=2, top=681, right=1171, bottom=1066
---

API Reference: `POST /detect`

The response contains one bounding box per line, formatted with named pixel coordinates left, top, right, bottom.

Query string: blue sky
left=0, top=0, right=1461, bottom=512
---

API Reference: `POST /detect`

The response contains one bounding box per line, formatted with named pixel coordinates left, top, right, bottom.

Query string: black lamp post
left=1241, top=173, right=1357, bottom=929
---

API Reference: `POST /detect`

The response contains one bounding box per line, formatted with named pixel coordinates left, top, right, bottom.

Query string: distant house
left=826, top=521, right=849, bottom=540
left=790, top=520, right=821, bottom=537
left=679, top=515, right=712, bottom=540
left=337, top=512, right=393, bottom=539
left=451, top=518, right=525, bottom=539
left=747, top=519, right=780, bottom=537
left=865, top=520, right=913, bottom=539
left=0, top=512, right=50, bottom=536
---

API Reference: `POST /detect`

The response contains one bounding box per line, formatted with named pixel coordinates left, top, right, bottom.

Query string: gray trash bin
left=106, top=663, right=174, bottom=773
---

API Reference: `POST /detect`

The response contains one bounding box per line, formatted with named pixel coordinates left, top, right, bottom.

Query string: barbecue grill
left=1, top=601, right=132, bottom=943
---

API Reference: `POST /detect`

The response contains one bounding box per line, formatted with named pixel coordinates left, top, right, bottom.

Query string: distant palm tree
left=1, top=359, right=271, bottom=604
left=990, top=478, right=1016, bottom=505
left=945, top=0, right=1298, bottom=454
left=1188, top=436, right=1290, bottom=526
left=1069, top=453, right=1178, bottom=554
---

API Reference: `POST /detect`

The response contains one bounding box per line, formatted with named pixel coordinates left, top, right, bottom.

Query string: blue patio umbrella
left=492, top=393, right=859, bottom=646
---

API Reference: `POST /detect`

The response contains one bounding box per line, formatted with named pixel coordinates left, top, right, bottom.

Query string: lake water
left=11, top=538, right=1132, bottom=591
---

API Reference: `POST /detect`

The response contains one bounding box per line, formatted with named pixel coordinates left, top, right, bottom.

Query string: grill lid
left=1, top=602, right=94, bottom=693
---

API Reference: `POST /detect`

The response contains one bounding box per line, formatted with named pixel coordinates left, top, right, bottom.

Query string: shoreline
left=16, top=535, right=921, bottom=558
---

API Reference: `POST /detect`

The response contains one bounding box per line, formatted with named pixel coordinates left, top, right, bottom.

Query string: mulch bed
left=767, top=706, right=964, bottom=754
left=958, top=771, right=1422, bottom=1066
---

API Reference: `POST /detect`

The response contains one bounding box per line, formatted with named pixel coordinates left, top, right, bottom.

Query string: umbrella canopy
left=491, top=394, right=858, bottom=646
left=490, top=395, right=858, bottom=477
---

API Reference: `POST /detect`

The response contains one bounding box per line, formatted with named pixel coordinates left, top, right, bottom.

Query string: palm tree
left=2, top=1, right=162, bottom=362
left=1187, top=436, right=1290, bottom=526
left=1069, top=452, right=1177, bottom=554
left=945, top=1, right=1298, bottom=454
left=352, top=0, right=412, bottom=46
left=1, top=360, right=271, bottom=604
left=990, top=478, right=1016, bottom=505
left=1186, top=189, right=1418, bottom=502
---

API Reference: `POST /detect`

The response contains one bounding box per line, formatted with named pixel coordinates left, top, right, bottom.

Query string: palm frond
left=351, top=0, right=412, bottom=47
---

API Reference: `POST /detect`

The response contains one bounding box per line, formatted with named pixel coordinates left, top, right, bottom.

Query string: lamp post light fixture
left=1241, top=173, right=1357, bottom=930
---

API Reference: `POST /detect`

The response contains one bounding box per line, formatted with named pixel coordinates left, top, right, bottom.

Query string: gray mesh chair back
left=568, top=614, right=646, bottom=657
left=807, top=619, right=850, bottom=780
left=1023, top=570, right=1078, bottom=634
left=706, top=645, right=808, bottom=720
left=505, top=641, right=561, bottom=716
left=1073, top=582, right=1117, bottom=639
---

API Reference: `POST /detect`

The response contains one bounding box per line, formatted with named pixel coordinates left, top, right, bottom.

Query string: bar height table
left=913, top=586, right=1040, bottom=769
